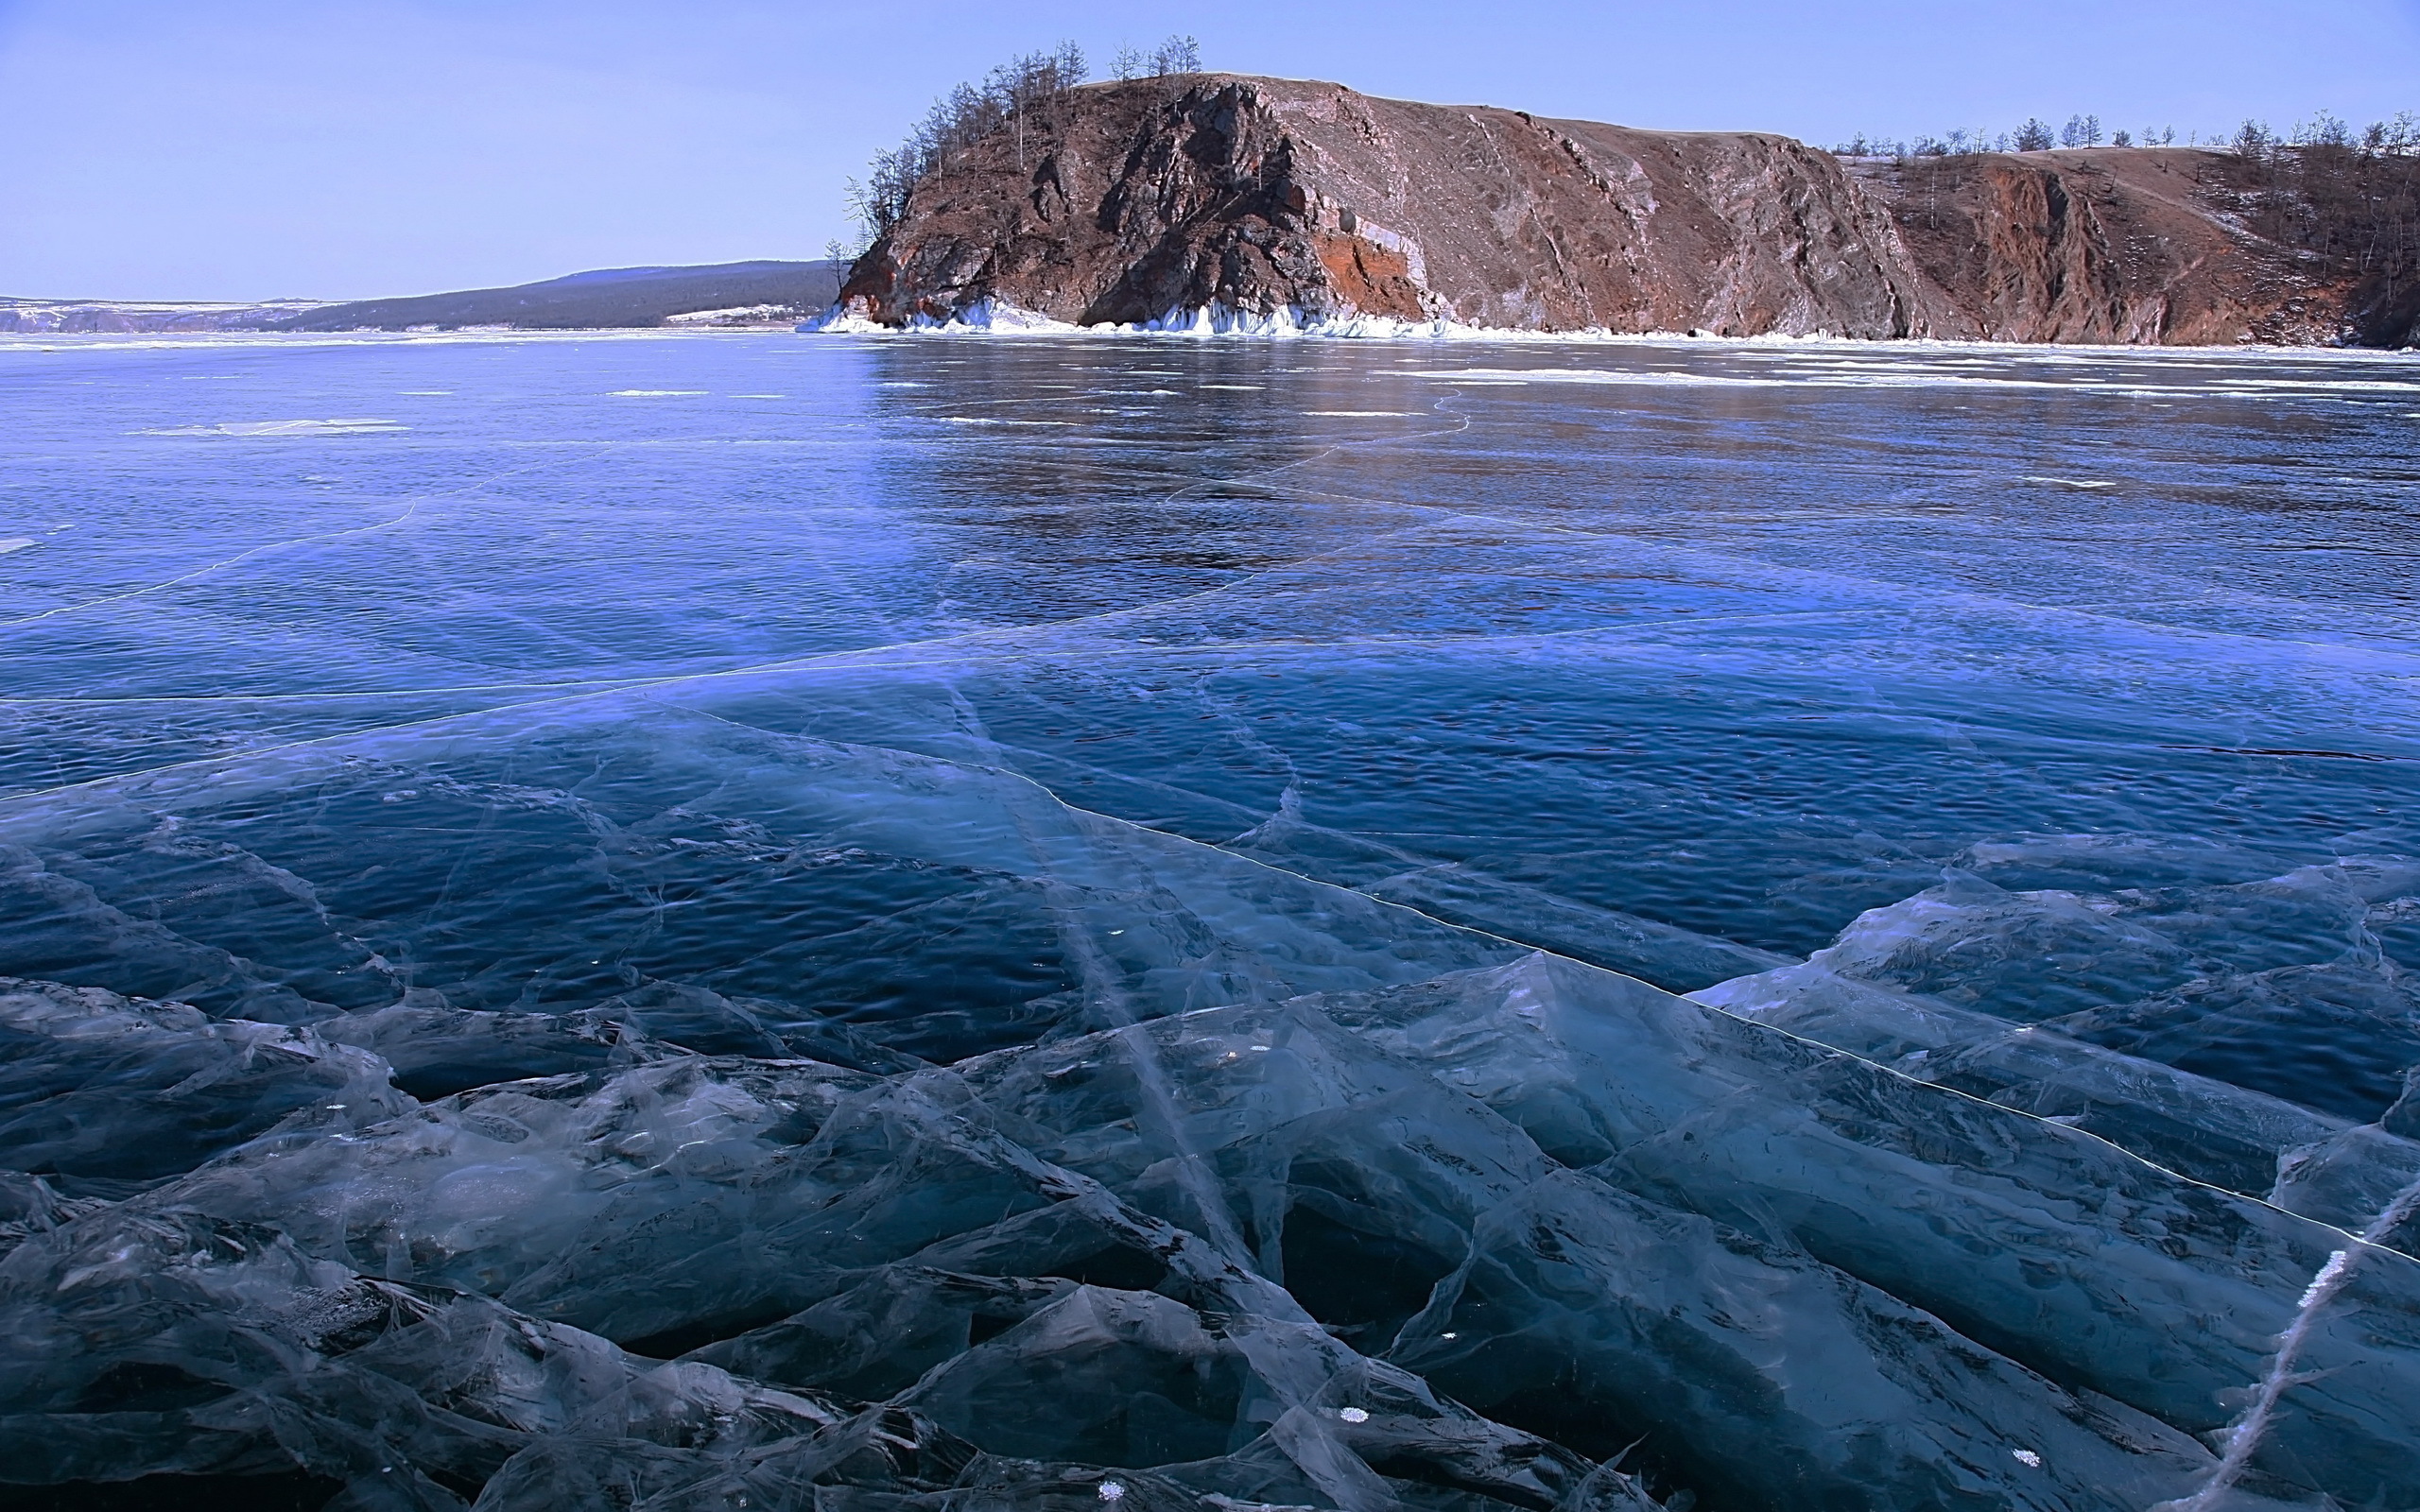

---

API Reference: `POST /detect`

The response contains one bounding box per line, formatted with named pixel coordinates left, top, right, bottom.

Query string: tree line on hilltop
left=1837, top=111, right=2419, bottom=161
left=2226, top=115, right=2420, bottom=337
left=835, top=37, right=1202, bottom=258
left=1849, top=109, right=2420, bottom=341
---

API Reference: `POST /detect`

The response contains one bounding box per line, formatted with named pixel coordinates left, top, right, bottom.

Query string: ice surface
left=2, top=333, right=2416, bottom=1508
left=138, top=418, right=411, bottom=437
left=1697, top=961, right=2332, bottom=1164
left=1321, top=955, right=2420, bottom=1503
left=14, top=962, right=2402, bottom=1506
left=0, top=976, right=409, bottom=1182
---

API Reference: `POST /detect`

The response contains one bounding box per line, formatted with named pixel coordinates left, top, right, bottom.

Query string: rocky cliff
left=831, top=75, right=2409, bottom=346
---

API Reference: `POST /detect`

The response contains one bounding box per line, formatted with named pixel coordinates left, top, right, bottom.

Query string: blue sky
left=6, top=0, right=2415, bottom=301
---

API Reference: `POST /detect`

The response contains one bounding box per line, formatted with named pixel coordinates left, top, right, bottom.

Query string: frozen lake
left=3, top=330, right=2418, bottom=1510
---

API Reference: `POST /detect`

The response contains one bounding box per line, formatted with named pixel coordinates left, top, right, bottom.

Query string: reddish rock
left=1855, top=148, right=2355, bottom=344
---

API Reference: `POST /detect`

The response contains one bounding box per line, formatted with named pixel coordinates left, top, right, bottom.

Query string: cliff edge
left=830, top=75, right=2411, bottom=346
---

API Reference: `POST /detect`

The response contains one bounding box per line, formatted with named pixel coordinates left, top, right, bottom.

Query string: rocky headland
left=828, top=74, right=2418, bottom=346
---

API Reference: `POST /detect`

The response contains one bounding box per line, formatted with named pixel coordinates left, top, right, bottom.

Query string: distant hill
left=0, top=298, right=327, bottom=334
left=1, top=262, right=848, bottom=335
left=266, top=260, right=847, bottom=332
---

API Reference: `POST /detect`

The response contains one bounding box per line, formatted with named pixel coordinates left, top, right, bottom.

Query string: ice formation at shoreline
left=797, top=298, right=2420, bottom=355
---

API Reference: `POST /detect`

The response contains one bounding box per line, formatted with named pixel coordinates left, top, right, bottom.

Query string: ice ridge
left=5, top=947, right=2414, bottom=1507
left=3, top=698, right=2417, bottom=1508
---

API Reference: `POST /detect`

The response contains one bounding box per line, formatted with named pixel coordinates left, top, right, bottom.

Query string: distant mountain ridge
left=0, top=298, right=325, bottom=335
left=831, top=74, right=2417, bottom=346
left=268, top=260, right=846, bottom=332
left=1, top=261, right=847, bottom=335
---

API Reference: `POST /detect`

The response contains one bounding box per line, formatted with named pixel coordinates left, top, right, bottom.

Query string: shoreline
left=7, top=321, right=2415, bottom=362
left=801, top=297, right=2420, bottom=355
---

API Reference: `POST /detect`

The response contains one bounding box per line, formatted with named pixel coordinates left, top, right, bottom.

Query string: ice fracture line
left=2161, top=1171, right=2420, bottom=1511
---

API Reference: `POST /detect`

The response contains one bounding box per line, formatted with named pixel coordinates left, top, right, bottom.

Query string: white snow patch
left=0, top=538, right=34, bottom=554
left=799, top=303, right=891, bottom=334
left=608, top=390, right=707, bottom=397
left=664, top=304, right=796, bottom=324
left=139, top=418, right=407, bottom=437
left=947, top=299, right=1081, bottom=333
left=803, top=297, right=1079, bottom=335
left=803, top=298, right=1466, bottom=340
left=1131, top=302, right=1459, bottom=339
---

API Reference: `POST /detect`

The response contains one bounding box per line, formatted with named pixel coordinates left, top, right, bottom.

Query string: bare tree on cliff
left=843, top=43, right=1092, bottom=246
left=2223, top=112, right=2420, bottom=342
left=999, top=43, right=1086, bottom=170
left=1149, top=36, right=1202, bottom=75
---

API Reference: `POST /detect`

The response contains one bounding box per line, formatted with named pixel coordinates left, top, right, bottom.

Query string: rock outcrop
left=1853, top=151, right=2360, bottom=345
left=831, top=74, right=2409, bottom=345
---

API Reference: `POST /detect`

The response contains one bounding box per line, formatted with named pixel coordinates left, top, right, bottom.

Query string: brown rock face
left=1857, top=150, right=2358, bottom=344
left=834, top=75, right=2404, bottom=345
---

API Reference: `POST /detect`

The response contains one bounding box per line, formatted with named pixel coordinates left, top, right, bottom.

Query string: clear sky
left=6, top=0, right=2416, bottom=301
